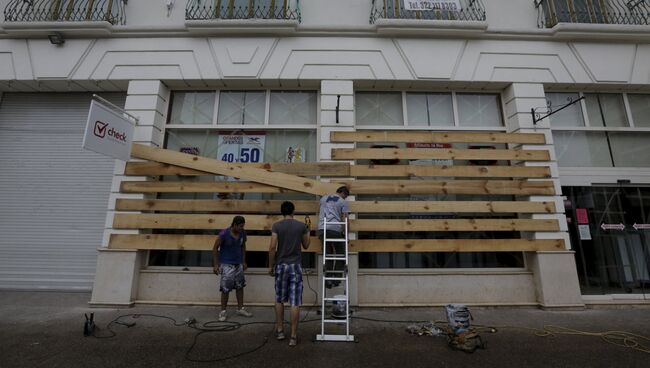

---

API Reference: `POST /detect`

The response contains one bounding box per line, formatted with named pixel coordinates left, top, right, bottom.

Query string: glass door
left=564, top=186, right=650, bottom=295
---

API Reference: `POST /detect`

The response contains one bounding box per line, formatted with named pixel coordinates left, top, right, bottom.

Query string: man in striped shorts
left=268, top=201, right=311, bottom=347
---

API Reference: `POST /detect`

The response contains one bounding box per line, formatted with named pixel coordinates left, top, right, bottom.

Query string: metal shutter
left=0, top=93, right=126, bottom=290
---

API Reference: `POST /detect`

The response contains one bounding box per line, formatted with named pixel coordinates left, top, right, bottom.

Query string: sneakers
left=289, top=337, right=298, bottom=347
left=236, top=307, right=253, bottom=318
left=275, top=329, right=286, bottom=341
left=218, top=310, right=227, bottom=322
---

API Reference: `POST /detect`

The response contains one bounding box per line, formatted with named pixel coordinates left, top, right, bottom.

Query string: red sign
left=406, top=142, right=451, bottom=149
left=576, top=208, right=589, bottom=224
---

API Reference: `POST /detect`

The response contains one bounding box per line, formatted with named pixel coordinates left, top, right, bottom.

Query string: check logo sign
left=94, top=121, right=108, bottom=138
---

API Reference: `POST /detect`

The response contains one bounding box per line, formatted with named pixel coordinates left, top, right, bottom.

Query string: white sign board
left=217, top=134, right=265, bottom=164
left=404, top=0, right=461, bottom=11
left=82, top=100, right=135, bottom=161
left=578, top=224, right=592, bottom=240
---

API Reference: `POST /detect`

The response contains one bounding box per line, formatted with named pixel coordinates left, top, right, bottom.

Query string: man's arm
left=302, top=224, right=311, bottom=250
left=212, top=236, right=222, bottom=274
left=242, top=235, right=248, bottom=271
left=268, top=232, right=278, bottom=276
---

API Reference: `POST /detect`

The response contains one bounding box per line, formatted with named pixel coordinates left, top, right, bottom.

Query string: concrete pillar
left=90, top=80, right=170, bottom=307
left=503, top=82, right=584, bottom=309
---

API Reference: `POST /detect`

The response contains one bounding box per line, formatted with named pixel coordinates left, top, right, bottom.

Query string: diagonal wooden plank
left=124, top=161, right=350, bottom=177
left=130, top=143, right=339, bottom=196
left=331, top=131, right=546, bottom=144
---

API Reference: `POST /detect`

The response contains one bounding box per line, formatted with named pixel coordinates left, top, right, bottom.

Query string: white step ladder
left=316, top=218, right=355, bottom=342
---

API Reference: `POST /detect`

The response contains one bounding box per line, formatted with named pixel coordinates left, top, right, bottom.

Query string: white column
left=503, top=83, right=584, bottom=309
left=90, top=80, right=170, bottom=307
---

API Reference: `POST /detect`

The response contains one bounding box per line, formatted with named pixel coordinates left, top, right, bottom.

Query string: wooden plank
left=349, top=165, right=551, bottom=178
left=331, top=131, right=546, bottom=144
left=120, top=181, right=291, bottom=193
left=344, top=180, right=555, bottom=195
left=115, top=199, right=556, bottom=214
left=115, top=199, right=320, bottom=213
left=113, top=213, right=307, bottom=230
left=349, top=239, right=565, bottom=252
left=332, top=148, right=550, bottom=161
left=348, top=201, right=556, bottom=213
left=124, top=161, right=350, bottom=177
left=350, top=219, right=560, bottom=232
left=130, top=143, right=339, bottom=195
left=122, top=179, right=555, bottom=195
left=113, top=214, right=558, bottom=231
left=109, top=234, right=321, bottom=252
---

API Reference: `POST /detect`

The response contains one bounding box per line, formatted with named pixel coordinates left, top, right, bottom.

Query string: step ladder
left=316, top=218, right=355, bottom=342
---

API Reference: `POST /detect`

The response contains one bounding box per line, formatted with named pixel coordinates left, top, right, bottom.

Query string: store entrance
left=564, top=186, right=650, bottom=295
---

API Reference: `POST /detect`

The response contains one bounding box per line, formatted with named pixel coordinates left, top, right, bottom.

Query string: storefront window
left=548, top=92, right=650, bottom=168
left=406, top=93, right=454, bottom=127
left=153, top=89, right=317, bottom=269
left=456, top=94, right=502, bottom=127
left=169, top=92, right=215, bottom=125
left=356, top=92, right=403, bottom=126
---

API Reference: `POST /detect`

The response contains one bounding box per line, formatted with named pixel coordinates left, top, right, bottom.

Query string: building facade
left=1, top=0, right=649, bottom=307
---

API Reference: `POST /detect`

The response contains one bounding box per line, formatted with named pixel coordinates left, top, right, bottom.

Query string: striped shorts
left=274, top=263, right=303, bottom=306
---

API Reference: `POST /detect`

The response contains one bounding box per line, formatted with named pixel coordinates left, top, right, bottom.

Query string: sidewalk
left=0, top=291, right=648, bottom=368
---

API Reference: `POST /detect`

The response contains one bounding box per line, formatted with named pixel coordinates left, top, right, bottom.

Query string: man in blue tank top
left=212, top=215, right=253, bottom=322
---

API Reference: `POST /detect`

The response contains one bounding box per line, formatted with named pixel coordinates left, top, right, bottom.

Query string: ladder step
left=323, top=277, right=347, bottom=281
left=315, top=334, right=355, bottom=342
left=324, top=256, right=347, bottom=260
left=326, top=270, right=346, bottom=274
left=323, top=297, right=347, bottom=301
left=323, top=319, right=348, bottom=324
left=324, top=221, right=347, bottom=225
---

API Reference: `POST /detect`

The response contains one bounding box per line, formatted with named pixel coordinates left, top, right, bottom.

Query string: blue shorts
left=219, top=264, right=246, bottom=293
left=274, top=263, right=303, bottom=306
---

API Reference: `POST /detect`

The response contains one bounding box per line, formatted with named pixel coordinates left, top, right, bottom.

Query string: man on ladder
left=317, top=186, right=355, bottom=342
left=318, top=186, right=350, bottom=289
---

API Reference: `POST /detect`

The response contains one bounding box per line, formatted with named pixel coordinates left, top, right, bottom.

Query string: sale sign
left=217, top=134, right=265, bottom=164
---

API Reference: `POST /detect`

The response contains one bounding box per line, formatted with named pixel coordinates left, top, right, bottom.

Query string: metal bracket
left=335, top=95, right=340, bottom=124
left=531, top=96, right=584, bottom=125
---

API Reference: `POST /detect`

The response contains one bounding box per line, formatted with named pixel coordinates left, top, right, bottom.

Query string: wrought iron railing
left=4, top=0, right=127, bottom=25
left=370, top=0, right=486, bottom=23
left=535, top=0, right=650, bottom=27
left=186, top=0, right=300, bottom=21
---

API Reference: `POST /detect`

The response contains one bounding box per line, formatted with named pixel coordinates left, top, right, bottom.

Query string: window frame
left=355, top=90, right=506, bottom=131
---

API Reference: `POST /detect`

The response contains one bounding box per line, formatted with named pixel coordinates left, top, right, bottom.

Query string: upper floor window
left=168, top=90, right=317, bottom=126
left=355, top=91, right=503, bottom=128
left=186, top=0, right=301, bottom=21
left=370, top=0, right=486, bottom=23
left=535, top=0, right=650, bottom=28
left=547, top=92, right=650, bottom=168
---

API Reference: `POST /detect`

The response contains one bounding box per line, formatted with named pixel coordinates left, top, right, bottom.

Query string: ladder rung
left=323, top=239, right=347, bottom=242
left=315, top=334, right=355, bottom=342
left=323, top=319, right=348, bottom=324
left=324, top=221, right=347, bottom=225
left=326, top=270, right=346, bottom=274
left=323, top=297, right=347, bottom=301
left=323, top=277, right=347, bottom=281
left=324, top=256, right=347, bottom=260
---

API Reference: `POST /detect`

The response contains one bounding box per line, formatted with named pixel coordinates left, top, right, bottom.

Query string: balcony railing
left=370, top=0, right=486, bottom=23
left=535, top=0, right=650, bottom=27
left=4, top=0, right=126, bottom=25
left=186, top=0, right=300, bottom=21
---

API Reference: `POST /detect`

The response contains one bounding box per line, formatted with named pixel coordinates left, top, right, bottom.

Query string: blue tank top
left=218, top=228, right=246, bottom=265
